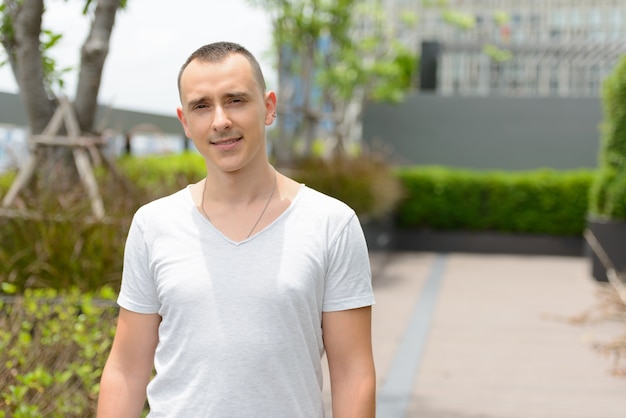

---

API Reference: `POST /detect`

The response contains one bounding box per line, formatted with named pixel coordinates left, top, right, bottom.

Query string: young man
left=97, top=41, right=376, bottom=417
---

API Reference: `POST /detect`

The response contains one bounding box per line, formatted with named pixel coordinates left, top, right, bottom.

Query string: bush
left=291, top=154, right=405, bottom=220
left=0, top=154, right=597, bottom=295
left=589, top=55, right=626, bottom=220
left=0, top=216, right=128, bottom=293
left=0, top=152, right=205, bottom=294
left=117, top=151, right=205, bottom=194
left=396, top=166, right=595, bottom=236
left=0, top=287, right=119, bottom=417
left=0, top=171, right=139, bottom=294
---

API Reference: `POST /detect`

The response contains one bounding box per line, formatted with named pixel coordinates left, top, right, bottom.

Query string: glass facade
left=388, top=0, right=626, bottom=96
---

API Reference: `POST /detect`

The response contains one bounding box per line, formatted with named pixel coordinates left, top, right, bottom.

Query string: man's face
left=177, top=54, right=276, bottom=174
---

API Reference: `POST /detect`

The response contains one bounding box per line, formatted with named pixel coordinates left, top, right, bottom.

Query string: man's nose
left=212, top=106, right=231, bottom=131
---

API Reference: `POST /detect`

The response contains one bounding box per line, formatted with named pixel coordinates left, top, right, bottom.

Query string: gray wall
left=363, top=94, right=603, bottom=170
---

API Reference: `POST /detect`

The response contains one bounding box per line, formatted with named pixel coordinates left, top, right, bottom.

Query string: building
left=361, top=0, right=619, bottom=170
left=393, top=0, right=626, bottom=97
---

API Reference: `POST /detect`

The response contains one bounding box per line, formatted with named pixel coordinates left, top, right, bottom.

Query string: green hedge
left=395, top=166, right=595, bottom=236
left=116, top=152, right=205, bottom=193
left=0, top=160, right=597, bottom=294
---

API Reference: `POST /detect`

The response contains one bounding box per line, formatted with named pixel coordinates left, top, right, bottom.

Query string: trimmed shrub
left=292, top=154, right=405, bottom=220
left=396, top=166, right=594, bottom=236
left=117, top=151, right=205, bottom=194
left=0, top=154, right=597, bottom=295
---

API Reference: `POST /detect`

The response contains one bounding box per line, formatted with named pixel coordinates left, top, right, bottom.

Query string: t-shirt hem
left=117, top=296, right=160, bottom=314
left=322, top=296, right=375, bottom=312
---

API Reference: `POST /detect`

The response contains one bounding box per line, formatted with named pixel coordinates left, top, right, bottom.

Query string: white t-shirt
left=117, top=184, right=375, bottom=417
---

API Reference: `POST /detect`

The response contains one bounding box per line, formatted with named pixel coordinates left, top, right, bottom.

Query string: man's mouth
left=210, top=137, right=241, bottom=145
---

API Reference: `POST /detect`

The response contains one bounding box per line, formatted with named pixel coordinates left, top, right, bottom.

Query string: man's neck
left=203, top=162, right=276, bottom=205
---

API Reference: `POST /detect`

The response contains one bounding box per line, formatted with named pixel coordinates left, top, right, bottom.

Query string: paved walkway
left=323, top=252, right=626, bottom=417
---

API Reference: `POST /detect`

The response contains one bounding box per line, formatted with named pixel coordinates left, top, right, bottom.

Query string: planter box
left=587, top=218, right=626, bottom=282
left=394, top=229, right=584, bottom=256
left=359, top=220, right=585, bottom=256
left=360, top=216, right=396, bottom=251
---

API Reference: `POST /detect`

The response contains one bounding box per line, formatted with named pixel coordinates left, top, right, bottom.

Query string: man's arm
left=323, top=306, right=376, bottom=418
left=97, top=308, right=161, bottom=418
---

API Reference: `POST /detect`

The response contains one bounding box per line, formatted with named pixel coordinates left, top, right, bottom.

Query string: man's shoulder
left=134, top=187, right=191, bottom=220
left=297, top=185, right=355, bottom=218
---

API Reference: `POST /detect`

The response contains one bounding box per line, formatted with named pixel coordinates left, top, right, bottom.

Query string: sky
left=0, top=0, right=275, bottom=116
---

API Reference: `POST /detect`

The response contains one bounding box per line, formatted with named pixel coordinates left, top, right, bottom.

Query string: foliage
left=0, top=6, right=72, bottom=89
left=0, top=155, right=599, bottom=296
left=116, top=151, right=205, bottom=194
left=589, top=55, right=626, bottom=221
left=0, top=214, right=128, bottom=293
left=292, top=153, right=405, bottom=220
left=441, top=9, right=476, bottom=30
left=0, top=170, right=15, bottom=194
left=39, top=29, right=73, bottom=91
left=254, top=0, right=418, bottom=159
left=0, top=153, right=204, bottom=293
left=396, top=166, right=595, bottom=236
left=0, top=287, right=119, bottom=417
left=482, top=43, right=513, bottom=62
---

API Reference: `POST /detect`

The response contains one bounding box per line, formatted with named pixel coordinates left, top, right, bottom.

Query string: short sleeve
left=117, top=212, right=160, bottom=313
left=322, top=213, right=375, bottom=312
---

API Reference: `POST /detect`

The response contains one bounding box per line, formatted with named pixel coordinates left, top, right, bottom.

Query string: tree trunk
left=74, top=0, right=120, bottom=134
left=13, top=0, right=55, bottom=134
left=299, top=38, right=317, bottom=156
left=10, top=0, right=69, bottom=195
left=331, top=91, right=364, bottom=157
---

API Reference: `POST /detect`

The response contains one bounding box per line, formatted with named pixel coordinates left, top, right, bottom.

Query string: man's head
left=175, top=42, right=277, bottom=174
left=177, top=41, right=267, bottom=97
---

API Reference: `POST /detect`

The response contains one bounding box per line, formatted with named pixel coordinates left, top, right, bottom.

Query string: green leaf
left=1, top=282, right=18, bottom=294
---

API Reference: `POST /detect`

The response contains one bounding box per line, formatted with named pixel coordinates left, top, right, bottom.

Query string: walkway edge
left=376, top=254, right=447, bottom=417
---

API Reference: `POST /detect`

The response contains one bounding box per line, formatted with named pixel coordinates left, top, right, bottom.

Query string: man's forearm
left=331, top=372, right=376, bottom=418
left=97, top=368, right=149, bottom=418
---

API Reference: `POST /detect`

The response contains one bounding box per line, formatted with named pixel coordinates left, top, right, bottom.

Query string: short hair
left=177, top=41, right=267, bottom=95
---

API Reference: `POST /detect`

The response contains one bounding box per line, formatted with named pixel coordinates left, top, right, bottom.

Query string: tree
left=0, top=0, right=125, bottom=193
left=252, top=0, right=418, bottom=162
left=252, top=0, right=513, bottom=163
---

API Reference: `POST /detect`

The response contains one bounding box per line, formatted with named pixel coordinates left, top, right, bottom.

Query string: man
left=97, top=41, right=376, bottom=417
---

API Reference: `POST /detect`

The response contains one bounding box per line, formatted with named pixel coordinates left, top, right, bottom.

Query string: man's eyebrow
left=187, top=92, right=251, bottom=108
left=187, top=96, right=210, bottom=108
left=224, top=91, right=251, bottom=99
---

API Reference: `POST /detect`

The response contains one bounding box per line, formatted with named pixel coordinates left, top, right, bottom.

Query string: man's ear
left=177, top=107, right=191, bottom=138
left=264, top=91, right=277, bottom=126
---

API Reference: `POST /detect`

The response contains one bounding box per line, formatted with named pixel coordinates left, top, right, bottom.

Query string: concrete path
left=323, top=252, right=626, bottom=417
